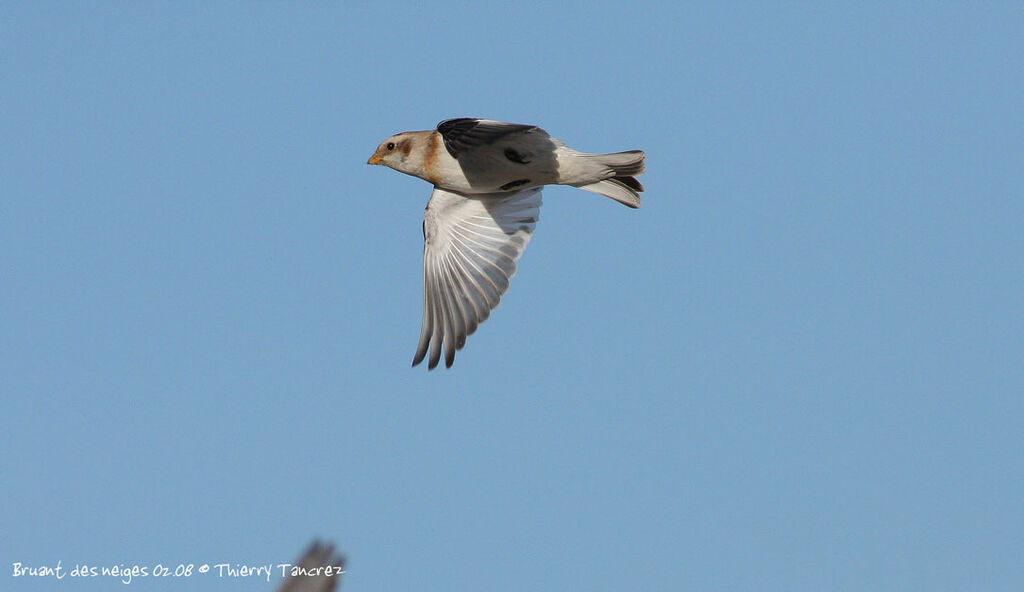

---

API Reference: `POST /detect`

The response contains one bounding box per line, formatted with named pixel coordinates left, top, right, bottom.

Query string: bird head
left=367, top=133, right=415, bottom=169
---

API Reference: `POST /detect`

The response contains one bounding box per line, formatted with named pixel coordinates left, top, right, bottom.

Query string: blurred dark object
left=276, top=540, right=346, bottom=592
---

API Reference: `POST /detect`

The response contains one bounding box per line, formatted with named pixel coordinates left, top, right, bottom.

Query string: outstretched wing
left=414, top=186, right=542, bottom=369
left=436, top=118, right=539, bottom=159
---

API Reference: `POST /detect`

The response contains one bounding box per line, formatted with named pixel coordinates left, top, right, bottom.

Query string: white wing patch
left=413, top=187, right=542, bottom=369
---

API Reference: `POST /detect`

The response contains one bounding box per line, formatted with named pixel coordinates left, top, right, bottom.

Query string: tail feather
left=574, top=150, right=645, bottom=208
left=589, top=150, right=645, bottom=177
left=615, top=175, right=644, bottom=192
left=575, top=178, right=642, bottom=208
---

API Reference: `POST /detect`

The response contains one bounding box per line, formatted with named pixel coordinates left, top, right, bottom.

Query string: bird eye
left=386, top=142, right=396, bottom=151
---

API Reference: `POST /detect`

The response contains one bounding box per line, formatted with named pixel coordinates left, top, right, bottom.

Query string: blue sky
left=2, top=2, right=1022, bottom=591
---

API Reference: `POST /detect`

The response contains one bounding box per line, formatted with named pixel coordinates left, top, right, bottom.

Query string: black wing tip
left=410, top=349, right=439, bottom=370
left=436, top=117, right=539, bottom=159
left=412, top=341, right=428, bottom=367
left=411, top=345, right=457, bottom=370
left=437, top=117, right=479, bottom=129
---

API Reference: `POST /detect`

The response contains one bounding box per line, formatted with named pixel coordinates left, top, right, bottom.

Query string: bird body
left=368, top=118, right=645, bottom=368
left=369, top=118, right=645, bottom=207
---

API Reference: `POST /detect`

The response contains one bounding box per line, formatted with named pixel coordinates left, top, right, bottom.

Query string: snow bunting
left=368, top=118, right=645, bottom=369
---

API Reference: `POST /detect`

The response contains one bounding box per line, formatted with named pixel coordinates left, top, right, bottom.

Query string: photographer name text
left=11, top=561, right=343, bottom=585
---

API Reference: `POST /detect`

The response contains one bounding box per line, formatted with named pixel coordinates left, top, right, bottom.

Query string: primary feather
left=414, top=186, right=542, bottom=369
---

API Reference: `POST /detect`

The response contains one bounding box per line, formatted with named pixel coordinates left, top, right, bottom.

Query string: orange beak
left=367, top=152, right=383, bottom=165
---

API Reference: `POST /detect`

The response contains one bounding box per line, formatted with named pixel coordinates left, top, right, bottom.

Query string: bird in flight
left=368, top=118, right=645, bottom=369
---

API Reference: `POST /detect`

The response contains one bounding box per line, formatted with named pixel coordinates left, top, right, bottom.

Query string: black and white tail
left=573, top=150, right=646, bottom=208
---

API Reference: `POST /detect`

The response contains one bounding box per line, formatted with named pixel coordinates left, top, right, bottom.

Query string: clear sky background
left=2, top=3, right=1022, bottom=591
